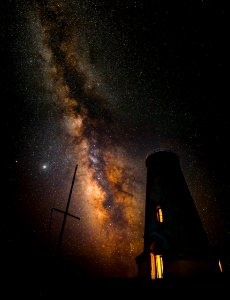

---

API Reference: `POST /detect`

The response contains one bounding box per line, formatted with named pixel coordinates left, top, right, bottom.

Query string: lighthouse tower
left=136, top=151, right=221, bottom=280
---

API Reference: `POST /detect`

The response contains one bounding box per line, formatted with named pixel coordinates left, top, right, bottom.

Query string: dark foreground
left=2, top=255, right=229, bottom=298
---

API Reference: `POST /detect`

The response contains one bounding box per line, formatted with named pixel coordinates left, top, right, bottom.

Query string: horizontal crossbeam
left=52, top=207, right=80, bottom=220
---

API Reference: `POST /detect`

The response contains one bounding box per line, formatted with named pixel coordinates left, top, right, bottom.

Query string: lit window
left=150, top=253, right=163, bottom=279
left=156, top=206, right=163, bottom=223
left=218, top=259, right=223, bottom=272
left=150, top=253, right=156, bottom=279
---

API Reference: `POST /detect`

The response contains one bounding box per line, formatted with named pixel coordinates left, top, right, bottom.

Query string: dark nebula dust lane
left=1, top=0, right=229, bottom=279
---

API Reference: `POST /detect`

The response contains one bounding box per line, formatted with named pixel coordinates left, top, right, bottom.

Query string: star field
left=1, top=0, right=229, bottom=279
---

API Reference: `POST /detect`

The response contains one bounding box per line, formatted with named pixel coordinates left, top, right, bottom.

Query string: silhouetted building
left=136, top=150, right=222, bottom=280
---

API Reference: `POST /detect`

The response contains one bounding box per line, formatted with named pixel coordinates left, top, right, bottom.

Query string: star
left=42, top=164, right=48, bottom=170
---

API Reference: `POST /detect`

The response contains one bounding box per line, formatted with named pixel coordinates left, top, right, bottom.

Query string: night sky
left=1, top=0, right=229, bottom=282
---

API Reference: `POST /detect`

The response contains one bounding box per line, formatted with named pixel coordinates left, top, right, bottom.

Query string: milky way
left=28, top=0, right=146, bottom=277
left=10, top=0, right=228, bottom=277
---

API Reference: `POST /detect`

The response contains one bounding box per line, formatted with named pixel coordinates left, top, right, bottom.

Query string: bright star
left=42, top=164, right=48, bottom=170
